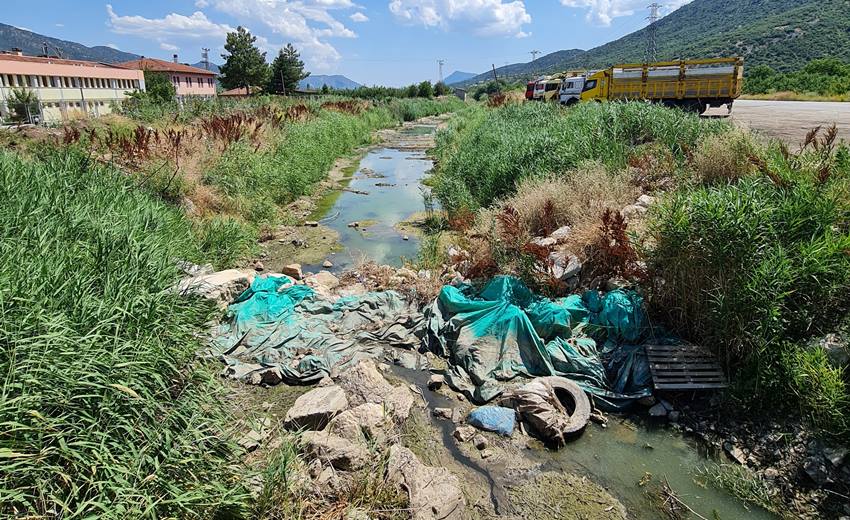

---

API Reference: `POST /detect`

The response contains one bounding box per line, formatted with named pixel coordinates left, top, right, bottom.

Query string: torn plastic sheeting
left=210, top=275, right=422, bottom=385
left=423, top=276, right=652, bottom=411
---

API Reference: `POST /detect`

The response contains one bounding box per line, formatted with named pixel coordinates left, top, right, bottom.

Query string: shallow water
left=307, top=128, right=433, bottom=272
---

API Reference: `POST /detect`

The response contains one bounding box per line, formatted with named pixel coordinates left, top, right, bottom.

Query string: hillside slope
left=0, top=23, right=138, bottom=63
left=461, top=0, right=850, bottom=85
left=299, top=75, right=361, bottom=90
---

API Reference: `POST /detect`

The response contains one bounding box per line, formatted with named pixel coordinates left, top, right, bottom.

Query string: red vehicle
left=525, top=81, right=535, bottom=100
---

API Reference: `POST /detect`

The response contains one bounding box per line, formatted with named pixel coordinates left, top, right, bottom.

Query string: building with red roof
left=119, top=55, right=217, bottom=100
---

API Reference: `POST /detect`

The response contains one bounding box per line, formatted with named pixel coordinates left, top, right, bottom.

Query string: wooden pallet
left=645, top=344, right=727, bottom=390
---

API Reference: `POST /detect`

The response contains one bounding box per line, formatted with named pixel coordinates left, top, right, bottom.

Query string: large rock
left=284, top=385, right=348, bottom=431
left=326, top=403, right=392, bottom=446
left=281, top=263, right=303, bottom=280
left=548, top=251, right=582, bottom=281
left=305, top=271, right=340, bottom=291
left=301, top=431, right=369, bottom=471
left=335, top=360, right=414, bottom=422
left=387, top=445, right=465, bottom=520
left=176, top=269, right=256, bottom=305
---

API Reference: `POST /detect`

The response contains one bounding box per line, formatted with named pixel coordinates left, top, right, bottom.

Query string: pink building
left=119, top=56, right=217, bottom=100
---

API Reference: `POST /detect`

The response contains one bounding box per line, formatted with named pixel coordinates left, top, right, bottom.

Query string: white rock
left=284, top=385, right=348, bottom=430
left=622, top=204, right=648, bottom=219
left=322, top=260, right=333, bottom=268
left=326, top=403, right=391, bottom=446
left=335, top=360, right=414, bottom=423
left=636, top=194, right=655, bottom=208
left=176, top=269, right=255, bottom=305
left=306, top=271, right=340, bottom=291
left=531, top=236, right=557, bottom=248
left=550, top=226, right=572, bottom=242
left=305, top=220, right=319, bottom=227
left=453, top=425, right=476, bottom=443
left=549, top=251, right=582, bottom=280
left=387, top=445, right=465, bottom=520
left=301, top=430, right=369, bottom=471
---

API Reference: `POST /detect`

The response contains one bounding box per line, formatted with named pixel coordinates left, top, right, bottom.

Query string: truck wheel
left=565, top=98, right=578, bottom=107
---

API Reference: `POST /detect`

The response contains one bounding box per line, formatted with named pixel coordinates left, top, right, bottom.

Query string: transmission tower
left=437, top=59, right=445, bottom=83
left=646, top=3, right=661, bottom=63
left=201, top=48, right=210, bottom=71
left=530, top=50, right=541, bottom=62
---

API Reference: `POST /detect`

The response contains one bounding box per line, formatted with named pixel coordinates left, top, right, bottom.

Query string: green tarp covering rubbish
left=422, top=276, right=653, bottom=410
left=210, top=275, right=421, bottom=385
left=212, top=274, right=654, bottom=410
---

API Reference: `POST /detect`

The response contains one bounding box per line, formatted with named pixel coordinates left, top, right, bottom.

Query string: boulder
left=548, top=251, right=582, bottom=281
left=306, top=271, right=340, bottom=291
left=248, top=367, right=284, bottom=386
left=549, top=226, right=572, bottom=243
left=176, top=269, right=255, bottom=305
left=254, top=260, right=265, bottom=271
left=301, top=431, right=369, bottom=471
left=322, top=260, right=334, bottom=268
left=326, top=403, right=391, bottom=446
left=335, top=360, right=414, bottom=422
left=453, top=425, right=476, bottom=443
left=531, top=236, right=557, bottom=248
left=622, top=204, right=647, bottom=219
left=636, top=194, right=655, bottom=208
left=387, top=445, right=465, bottom=520
left=648, top=403, right=668, bottom=418
left=432, top=408, right=452, bottom=420
left=473, top=434, right=488, bottom=450
left=281, top=263, right=303, bottom=280
left=284, top=385, right=348, bottom=431
left=427, top=374, right=445, bottom=391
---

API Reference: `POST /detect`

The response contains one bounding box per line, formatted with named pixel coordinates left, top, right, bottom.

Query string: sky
left=4, top=0, right=692, bottom=86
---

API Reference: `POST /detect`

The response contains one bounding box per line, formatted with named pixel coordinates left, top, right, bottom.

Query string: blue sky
left=3, top=0, right=691, bottom=86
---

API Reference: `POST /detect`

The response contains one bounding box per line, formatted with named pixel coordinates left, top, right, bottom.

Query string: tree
left=321, top=84, right=330, bottom=94
left=268, top=43, right=310, bottom=94
left=8, top=87, right=38, bottom=123
left=143, top=71, right=176, bottom=103
left=434, top=81, right=450, bottom=96
left=404, top=84, right=418, bottom=98
left=219, top=26, right=270, bottom=91
left=417, top=80, right=433, bottom=98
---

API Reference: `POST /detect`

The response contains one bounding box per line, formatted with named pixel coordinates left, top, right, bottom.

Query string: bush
left=0, top=150, right=248, bottom=517
left=691, top=129, right=758, bottom=184
left=195, top=215, right=258, bottom=269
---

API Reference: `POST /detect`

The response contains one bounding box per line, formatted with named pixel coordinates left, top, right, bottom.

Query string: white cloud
left=106, top=43, right=120, bottom=49
left=160, top=42, right=179, bottom=51
left=559, top=0, right=692, bottom=26
left=55, top=23, right=65, bottom=28
left=388, top=0, right=531, bottom=38
left=195, top=0, right=210, bottom=7
left=106, top=4, right=233, bottom=41
left=207, top=0, right=361, bottom=71
left=350, top=12, right=369, bottom=22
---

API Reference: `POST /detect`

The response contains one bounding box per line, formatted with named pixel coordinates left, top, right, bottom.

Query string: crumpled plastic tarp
left=422, top=276, right=653, bottom=410
left=209, top=275, right=422, bottom=384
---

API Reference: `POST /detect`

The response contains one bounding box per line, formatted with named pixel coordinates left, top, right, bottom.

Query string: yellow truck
left=561, top=57, right=744, bottom=114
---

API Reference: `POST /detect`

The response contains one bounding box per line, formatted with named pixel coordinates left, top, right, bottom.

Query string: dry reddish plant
left=487, top=93, right=507, bottom=108
left=321, top=100, right=368, bottom=115
left=62, top=127, right=81, bottom=145
left=201, top=112, right=264, bottom=150
left=583, top=209, right=645, bottom=282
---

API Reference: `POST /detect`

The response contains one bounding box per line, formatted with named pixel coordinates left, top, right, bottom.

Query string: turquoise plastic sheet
left=211, top=275, right=421, bottom=384
left=423, top=276, right=652, bottom=410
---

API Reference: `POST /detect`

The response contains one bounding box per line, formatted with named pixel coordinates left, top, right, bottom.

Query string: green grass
left=431, top=101, right=730, bottom=214
left=0, top=149, right=248, bottom=517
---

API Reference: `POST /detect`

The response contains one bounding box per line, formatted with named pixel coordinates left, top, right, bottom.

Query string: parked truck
left=559, top=57, right=744, bottom=114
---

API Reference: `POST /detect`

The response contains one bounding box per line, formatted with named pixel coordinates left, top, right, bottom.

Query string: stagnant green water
left=316, top=125, right=776, bottom=519
left=309, top=128, right=432, bottom=272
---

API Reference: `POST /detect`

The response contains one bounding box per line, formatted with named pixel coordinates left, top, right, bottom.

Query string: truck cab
left=559, top=77, right=586, bottom=105
left=578, top=71, right=607, bottom=102
left=534, top=79, right=561, bottom=102
left=525, top=81, right=536, bottom=100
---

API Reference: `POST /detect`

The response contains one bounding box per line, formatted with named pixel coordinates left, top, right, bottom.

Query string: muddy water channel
left=306, top=125, right=435, bottom=272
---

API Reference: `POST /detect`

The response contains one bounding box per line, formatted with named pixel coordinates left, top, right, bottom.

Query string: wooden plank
left=645, top=343, right=727, bottom=390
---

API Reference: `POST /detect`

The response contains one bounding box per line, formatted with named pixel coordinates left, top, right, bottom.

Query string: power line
left=646, top=3, right=662, bottom=63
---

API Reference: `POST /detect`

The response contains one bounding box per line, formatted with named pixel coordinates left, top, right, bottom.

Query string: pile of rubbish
left=207, top=272, right=660, bottom=413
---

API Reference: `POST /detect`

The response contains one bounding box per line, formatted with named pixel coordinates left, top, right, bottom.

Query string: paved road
left=703, top=99, right=850, bottom=146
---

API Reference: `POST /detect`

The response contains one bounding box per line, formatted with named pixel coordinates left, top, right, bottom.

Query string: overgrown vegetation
left=0, top=149, right=248, bottom=517
left=745, top=58, right=850, bottom=100
left=431, top=100, right=850, bottom=437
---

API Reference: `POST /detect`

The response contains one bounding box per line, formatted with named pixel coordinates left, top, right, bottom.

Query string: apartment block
left=0, top=49, right=145, bottom=124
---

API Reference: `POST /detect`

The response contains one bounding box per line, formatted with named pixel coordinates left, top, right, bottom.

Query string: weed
left=698, top=464, right=784, bottom=517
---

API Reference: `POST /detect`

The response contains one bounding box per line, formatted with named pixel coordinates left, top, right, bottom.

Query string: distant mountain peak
left=443, top=70, right=477, bottom=85
left=299, top=75, right=361, bottom=90
left=0, top=22, right=139, bottom=63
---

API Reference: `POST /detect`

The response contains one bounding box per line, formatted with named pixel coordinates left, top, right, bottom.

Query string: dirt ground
left=704, top=99, right=850, bottom=146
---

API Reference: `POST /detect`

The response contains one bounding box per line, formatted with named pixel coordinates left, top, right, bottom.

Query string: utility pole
left=530, top=50, right=541, bottom=62
left=491, top=64, right=498, bottom=82
left=646, top=3, right=661, bottom=63
left=437, top=59, right=445, bottom=83
left=201, top=48, right=210, bottom=71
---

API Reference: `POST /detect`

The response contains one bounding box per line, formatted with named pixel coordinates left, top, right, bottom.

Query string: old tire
left=544, top=376, right=591, bottom=434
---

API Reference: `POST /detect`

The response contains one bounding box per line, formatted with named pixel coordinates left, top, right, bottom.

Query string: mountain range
left=299, top=75, right=361, bottom=90
left=0, top=22, right=139, bottom=63
left=443, top=71, right=477, bottom=85
left=458, top=0, right=850, bottom=87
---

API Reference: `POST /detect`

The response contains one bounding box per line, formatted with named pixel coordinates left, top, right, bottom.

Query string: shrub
left=195, top=215, right=258, bottom=269
left=691, top=129, right=759, bottom=184
left=0, top=150, right=248, bottom=517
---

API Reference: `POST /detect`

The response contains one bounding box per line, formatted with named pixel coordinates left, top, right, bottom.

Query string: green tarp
left=211, top=274, right=654, bottom=411
left=422, top=276, right=653, bottom=410
left=210, top=275, right=421, bottom=384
